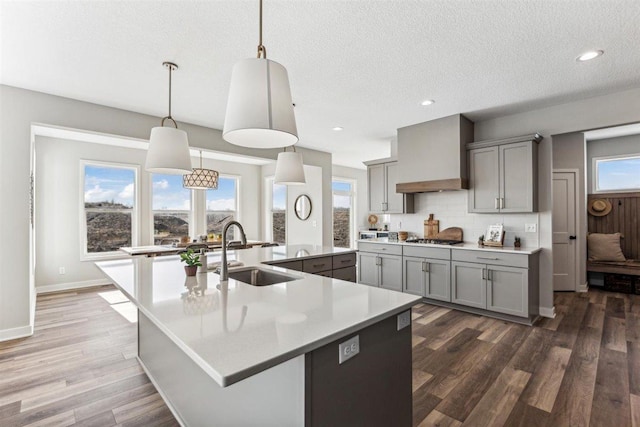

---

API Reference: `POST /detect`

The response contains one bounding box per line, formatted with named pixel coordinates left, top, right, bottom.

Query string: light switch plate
left=397, top=310, right=411, bottom=330
left=525, top=223, right=537, bottom=233
left=338, top=335, right=359, bottom=364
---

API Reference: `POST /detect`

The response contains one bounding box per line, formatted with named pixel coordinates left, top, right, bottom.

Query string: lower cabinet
left=357, top=244, right=403, bottom=291
left=451, top=260, right=529, bottom=317
left=403, top=256, right=450, bottom=301
left=268, top=252, right=357, bottom=282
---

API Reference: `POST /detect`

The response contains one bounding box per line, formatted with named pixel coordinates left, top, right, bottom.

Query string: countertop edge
left=357, top=239, right=542, bottom=255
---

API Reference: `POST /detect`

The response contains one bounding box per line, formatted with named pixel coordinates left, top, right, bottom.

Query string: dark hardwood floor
left=1, top=286, right=638, bottom=426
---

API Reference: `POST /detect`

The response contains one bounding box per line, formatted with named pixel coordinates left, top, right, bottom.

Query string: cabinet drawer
left=303, top=256, right=333, bottom=273
left=452, top=249, right=529, bottom=268
left=270, top=260, right=303, bottom=271
left=333, top=252, right=356, bottom=269
left=357, top=242, right=403, bottom=256
left=333, top=266, right=356, bottom=282
left=402, top=245, right=450, bottom=260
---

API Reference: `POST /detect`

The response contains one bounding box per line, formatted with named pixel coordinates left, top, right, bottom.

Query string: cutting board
left=435, top=227, right=463, bottom=241
left=424, top=214, right=439, bottom=239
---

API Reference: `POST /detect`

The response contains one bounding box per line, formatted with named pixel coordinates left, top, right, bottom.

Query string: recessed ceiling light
left=576, top=50, right=604, bottom=62
left=421, top=99, right=435, bottom=106
left=332, top=127, right=343, bottom=131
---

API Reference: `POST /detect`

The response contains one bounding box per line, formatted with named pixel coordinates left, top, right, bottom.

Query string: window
left=83, top=162, right=137, bottom=255
left=333, top=179, right=355, bottom=248
left=206, top=176, right=238, bottom=241
left=268, top=180, right=287, bottom=244
left=152, top=174, right=191, bottom=244
left=593, top=154, right=640, bottom=192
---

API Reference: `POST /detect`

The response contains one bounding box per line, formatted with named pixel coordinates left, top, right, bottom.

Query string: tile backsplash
left=388, top=191, right=540, bottom=248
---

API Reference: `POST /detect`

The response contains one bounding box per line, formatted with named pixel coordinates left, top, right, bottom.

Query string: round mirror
left=294, top=194, right=312, bottom=221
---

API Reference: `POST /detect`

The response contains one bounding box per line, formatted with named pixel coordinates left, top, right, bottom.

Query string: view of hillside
left=333, top=207, right=350, bottom=247
left=85, top=202, right=132, bottom=252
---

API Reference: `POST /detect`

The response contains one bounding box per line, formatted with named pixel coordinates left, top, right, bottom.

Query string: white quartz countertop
left=358, top=238, right=542, bottom=255
left=96, top=244, right=420, bottom=387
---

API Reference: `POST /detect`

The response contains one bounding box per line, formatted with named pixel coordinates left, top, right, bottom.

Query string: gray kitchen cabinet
left=467, top=134, right=541, bottom=213
left=403, top=256, right=450, bottom=301
left=486, top=265, right=528, bottom=317
left=451, top=261, right=486, bottom=309
left=269, top=252, right=357, bottom=283
left=365, top=159, right=414, bottom=214
left=357, top=243, right=403, bottom=290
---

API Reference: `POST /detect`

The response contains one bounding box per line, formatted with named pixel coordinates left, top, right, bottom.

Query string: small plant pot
left=184, top=265, right=198, bottom=277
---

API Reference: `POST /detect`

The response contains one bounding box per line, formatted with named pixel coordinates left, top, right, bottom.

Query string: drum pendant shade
left=223, top=58, right=298, bottom=148
left=274, top=151, right=305, bottom=185
left=146, top=127, right=193, bottom=174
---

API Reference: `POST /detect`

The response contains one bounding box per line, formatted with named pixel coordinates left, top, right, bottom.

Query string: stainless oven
left=359, top=231, right=389, bottom=240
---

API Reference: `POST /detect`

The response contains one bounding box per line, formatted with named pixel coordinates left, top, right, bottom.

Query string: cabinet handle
left=488, top=269, right=493, bottom=281
left=477, top=256, right=499, bottom=260
left=482, top=268, right=486, bottom=280
left=380, top=248, right=387, bottom=251
left=313, top=263, right=326, bottom=268
left=423, top=262, right=430, bottom=273
left=495, top=198, right=499, bottom=209
left=340, top=259, right=351, bottom=263
left=500, top=198, right=505, bottom=209
left=376, top=257, right=382, bottom=266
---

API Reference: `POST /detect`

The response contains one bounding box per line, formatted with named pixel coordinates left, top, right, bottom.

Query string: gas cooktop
left=405, top=238, right=464, bottom=245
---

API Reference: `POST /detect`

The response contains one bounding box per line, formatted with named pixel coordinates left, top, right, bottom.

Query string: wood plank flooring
left=412, top=289, right=640, bottom=426
left=2, top=286, right=639, bottom=426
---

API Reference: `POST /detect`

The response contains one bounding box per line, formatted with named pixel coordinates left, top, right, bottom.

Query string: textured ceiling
left=2, top=0, right=640, bottom=169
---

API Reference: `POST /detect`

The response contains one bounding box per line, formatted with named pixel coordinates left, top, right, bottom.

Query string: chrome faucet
left=219, top=221, right=247, bottom=281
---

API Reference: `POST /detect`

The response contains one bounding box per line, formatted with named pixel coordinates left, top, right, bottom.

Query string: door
left=468, top=146, right=500, bottom=213
left=403, top=256, right=426, bottom=296
left=486, top=265, right=528, bottom=317
left=426, top=258, right=451, bottom=302
left=451, top=261, right=486, bottom=308
left=385, top=162, right=403, bottom=213
left=553, top=171, right=577, bottom=291
left=367, top=164, right=385, bottom=213
left=357, top=252, right=379, bottom=287
left=500, top=141, right=534, bottom=212
left=379, top=254, right=403, bottom=292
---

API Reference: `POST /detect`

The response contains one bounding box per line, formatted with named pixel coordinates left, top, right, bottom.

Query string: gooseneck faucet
left=220, top=221, right=247, bottom=281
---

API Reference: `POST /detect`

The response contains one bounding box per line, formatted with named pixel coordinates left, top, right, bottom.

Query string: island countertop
left=96, top=244, right=420, bottom=387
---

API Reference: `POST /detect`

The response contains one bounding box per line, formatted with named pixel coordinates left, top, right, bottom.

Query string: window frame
left=80, top=160, right=140, bottom=261
left=592, top=153, right=640, bottom=194
left=332, top=177, right=356, bottom=249
left=264, top=176, right=287, bottom=243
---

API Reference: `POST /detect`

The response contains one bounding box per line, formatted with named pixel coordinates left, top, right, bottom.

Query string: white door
left=552, top=172, right=577, bottom=291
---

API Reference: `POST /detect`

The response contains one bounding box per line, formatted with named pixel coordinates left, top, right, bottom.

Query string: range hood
left=396, top=114, right=474, bottom=193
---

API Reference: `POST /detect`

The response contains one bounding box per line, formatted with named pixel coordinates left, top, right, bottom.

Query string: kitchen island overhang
left=96, top=245, right=421, bottom=426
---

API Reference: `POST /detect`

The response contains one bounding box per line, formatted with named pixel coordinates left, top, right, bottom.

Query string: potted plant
left=180, top=249, right=202, bottom=276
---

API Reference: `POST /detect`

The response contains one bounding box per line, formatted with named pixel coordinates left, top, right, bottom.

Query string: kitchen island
left=96, top=244, right=420, bottom=427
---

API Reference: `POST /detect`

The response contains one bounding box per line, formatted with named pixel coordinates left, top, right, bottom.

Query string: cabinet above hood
left=396, top=114, right=474, bottom=193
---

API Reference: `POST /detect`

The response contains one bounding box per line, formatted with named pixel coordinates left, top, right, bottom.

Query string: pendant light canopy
left=223, top=0, right=298, bottom=149
left=146, top=62, right=193, bottom=175
left=183, top=151, right=219, bottom=190
left=274, top=146, right=306, bottom=185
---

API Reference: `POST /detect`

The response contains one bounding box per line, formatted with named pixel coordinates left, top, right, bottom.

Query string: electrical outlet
left=59, top=267, right=66, bottom=275
left=525, top=223, right=537, bottom=233
left=397, top=310, right=411, bottom=330
left=338, top=335, right=360, bottom=364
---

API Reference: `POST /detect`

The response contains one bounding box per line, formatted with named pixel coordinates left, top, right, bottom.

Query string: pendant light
left=145, top=62, right=193, bottom=174
left=223, top=0, right=298, bottom=148
left=274, top=146, right=305, bottom=185
left=183, top=151, right=219, bottom=190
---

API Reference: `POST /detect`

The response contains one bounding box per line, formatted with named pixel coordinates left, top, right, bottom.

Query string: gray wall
left=587, top=133, right=640, bottom=193
left=474, top=87, right=640, bottom=314
left=0, top=84, right=332, bottom=339
left=552, top=132, right=587, bottom=289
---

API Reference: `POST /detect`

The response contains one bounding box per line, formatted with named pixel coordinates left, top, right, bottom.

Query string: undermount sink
left=228, top=267, right=301, bottom=286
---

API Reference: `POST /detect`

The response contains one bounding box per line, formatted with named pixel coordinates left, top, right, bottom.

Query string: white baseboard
left=37, top=279, right=112, bottom=294
left=539, top=306, right=556, bottom=319
left=0, top=324, right=34, bottom=342
left=578, top=281, right=589, bottom=292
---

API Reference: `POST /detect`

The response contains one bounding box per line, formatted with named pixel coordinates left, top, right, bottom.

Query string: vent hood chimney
left=396, top=114, right=474, bottom=193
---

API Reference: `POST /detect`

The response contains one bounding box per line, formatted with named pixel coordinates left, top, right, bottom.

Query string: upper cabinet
left=365, top=159, right=414, bottom=214
left=467, top=134, right=542, bottom=213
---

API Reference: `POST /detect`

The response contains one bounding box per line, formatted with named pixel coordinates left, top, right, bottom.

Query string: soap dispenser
left=198, top=249, right=207, bottom=273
